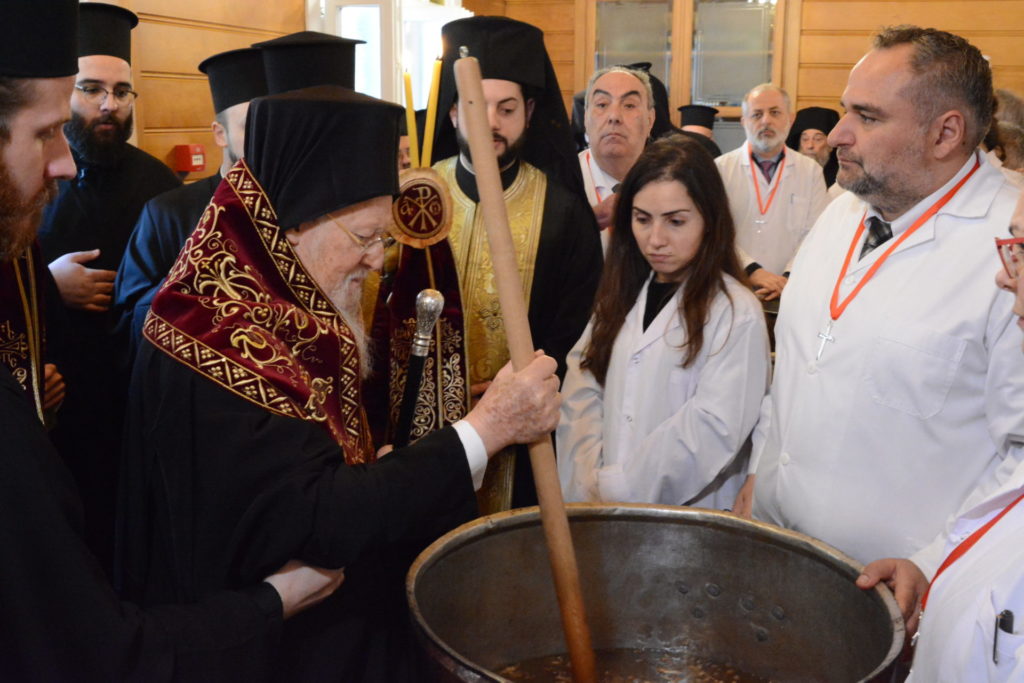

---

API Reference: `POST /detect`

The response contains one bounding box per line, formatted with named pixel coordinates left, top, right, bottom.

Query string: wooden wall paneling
left=134, top=22, right=280, bottom=76
left=668, top=0, right=692, bottom=118
left=462, top=0, right=508, bottom=15
left=797, top=0, right=1024, bottom=113
left=133, top=0, right=304, bottom=34
left=781, top=0, right=803, bottom=95
left=505, top=0, right=577, bottom=113
left=128, top=0, right=304, bottom=179
left=573, top=0, right=591, bottom=101
left=504, top=1, right=575, bottom=30
left=802, top=1, right=1024, bottom=32
left=137, top=75, right=214, bottom=130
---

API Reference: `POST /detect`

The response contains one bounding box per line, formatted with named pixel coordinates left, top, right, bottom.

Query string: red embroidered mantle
left=145, top=161, right=374, bottom=463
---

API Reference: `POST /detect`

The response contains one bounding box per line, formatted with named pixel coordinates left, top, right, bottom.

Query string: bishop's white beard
left=334, top=271, right=373, bottom=380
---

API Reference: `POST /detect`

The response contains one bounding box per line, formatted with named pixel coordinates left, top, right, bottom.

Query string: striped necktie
left=860, top=216, right=893, bottom=259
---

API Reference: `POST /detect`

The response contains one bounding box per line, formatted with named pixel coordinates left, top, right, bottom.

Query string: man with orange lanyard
left=734, top=26, right=1024, bottom=577
left=716, top=83, right=829, bottom=301
left=855, top=191, right=1024, bottom=678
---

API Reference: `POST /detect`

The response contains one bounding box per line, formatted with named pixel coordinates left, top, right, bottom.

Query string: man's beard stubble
left=0, top=157, right=57, bottom=262
left=64, top=109, right=133, bottom=167
left=456, top=128, right=526, bottom=169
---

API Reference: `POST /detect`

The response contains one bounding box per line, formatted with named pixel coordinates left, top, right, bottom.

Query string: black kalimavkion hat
left=253, top=31, right=364, bottom=95
left=0, top=0, right=79, bottom=78
left=78, top=2, right=138, bottom=63
left=198, top=47, right=268, bottom=114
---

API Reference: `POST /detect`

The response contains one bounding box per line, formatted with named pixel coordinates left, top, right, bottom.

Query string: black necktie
left=860, top=216, right=893, bottom=259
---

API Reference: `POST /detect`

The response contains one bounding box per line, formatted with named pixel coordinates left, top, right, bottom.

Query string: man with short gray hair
left=716, top=83, right=828, bottom=300
left=579, top=65, right=655, bottom=233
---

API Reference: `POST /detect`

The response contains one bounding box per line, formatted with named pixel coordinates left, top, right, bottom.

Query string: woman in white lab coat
left=557, top=135, right=770, bottom=507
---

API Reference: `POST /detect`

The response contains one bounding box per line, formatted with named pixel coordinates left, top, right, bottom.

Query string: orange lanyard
left=829, top=158, right=981, bottom=322
left=750, top=151, right=786, bottom=215
left=920, top=489, right=1024, bottom=613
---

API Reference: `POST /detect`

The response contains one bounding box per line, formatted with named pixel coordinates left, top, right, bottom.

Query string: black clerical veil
left=0, top=0, right=78, bottom=77
left=787, top=106, right=841, bottom=185
left=244, top=85, right=402, bottom=231
left=432, top=16, right=584, bottom=196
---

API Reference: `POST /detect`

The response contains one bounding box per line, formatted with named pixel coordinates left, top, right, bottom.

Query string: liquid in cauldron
left=497, top=648, right=770, bottom=682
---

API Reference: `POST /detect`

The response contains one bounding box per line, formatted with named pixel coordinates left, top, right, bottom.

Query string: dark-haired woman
left=557, top=135, right=770, bottom=506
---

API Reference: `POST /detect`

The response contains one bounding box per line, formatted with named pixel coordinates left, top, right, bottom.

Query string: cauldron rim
left=407, top=503, right=906, bottom=682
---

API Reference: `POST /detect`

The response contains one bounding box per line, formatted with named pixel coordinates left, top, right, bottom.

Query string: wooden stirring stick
left=453, top=49, right=597, bottom=683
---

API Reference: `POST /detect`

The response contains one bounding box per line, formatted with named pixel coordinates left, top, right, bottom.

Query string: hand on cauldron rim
left=464, top=350, right=561, bottom=456
left=731, top=474, right=756, bottom=518
left=856, top=557, right=928, bottom=635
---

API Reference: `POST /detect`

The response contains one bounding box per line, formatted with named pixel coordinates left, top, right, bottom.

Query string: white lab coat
left=716, top=142, right=829, bottom=274
left=557, top=274, right=770, bottom=507
left=906, top=467, right=1024, bottom=681
left=751, top=152, right=1024, bottom=565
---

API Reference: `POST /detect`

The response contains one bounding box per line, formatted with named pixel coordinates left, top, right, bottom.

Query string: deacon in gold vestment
left=432, top=17, right=603, bottom=509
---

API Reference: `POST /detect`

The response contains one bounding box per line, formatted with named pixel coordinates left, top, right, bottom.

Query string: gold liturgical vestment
left=436, top=157, right=546, bottom=512
left=437, top=157, right=546, bottom=385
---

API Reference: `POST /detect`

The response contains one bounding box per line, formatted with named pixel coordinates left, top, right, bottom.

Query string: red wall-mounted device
left=172, top=144, right=206, bottom=173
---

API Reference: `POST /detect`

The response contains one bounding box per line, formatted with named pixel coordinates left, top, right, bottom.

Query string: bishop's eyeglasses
left=74, top=84, right=139, bottom=105
left=342, top=224, right=396, bottom=254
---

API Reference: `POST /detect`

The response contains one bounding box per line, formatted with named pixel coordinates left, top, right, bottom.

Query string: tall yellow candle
left=403, top=71, right=421, bottom=169
left=420, top=58, right=442, bottom=168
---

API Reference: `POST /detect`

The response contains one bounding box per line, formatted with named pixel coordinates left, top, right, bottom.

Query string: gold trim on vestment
left=147, top=162, right=372, bottom=459
left=1, top=250, right=44, bottom=422
left=436, top=157, right=546, bottom=386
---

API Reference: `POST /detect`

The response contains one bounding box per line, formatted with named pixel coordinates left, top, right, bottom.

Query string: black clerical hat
left=441, top=17, right=547, bottom=90
left=678, top=105, right=719, bottom=130
left=198, top=48, right=268, bottom=114
left=0, top=0, right=78, bottom=78
left=786, top=106, right=840, bottom=150
left=253, top=31, right=363, bottom=95
left=245, top=85, right=402, bottom=230
left=78, top=3, right=138, bottom=63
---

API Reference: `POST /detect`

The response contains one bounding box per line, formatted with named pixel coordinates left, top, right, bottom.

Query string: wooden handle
left=453, top=54, right=597, bottom=683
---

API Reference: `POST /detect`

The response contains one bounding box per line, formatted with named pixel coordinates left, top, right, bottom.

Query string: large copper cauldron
left=407, top=504, right=904, bottom=682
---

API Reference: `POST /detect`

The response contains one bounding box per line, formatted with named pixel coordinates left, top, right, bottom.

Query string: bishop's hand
left=465, top=351, right=561, bottom=456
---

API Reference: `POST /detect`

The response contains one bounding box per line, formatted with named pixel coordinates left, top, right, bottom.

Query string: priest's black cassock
left=119, top=87, right=478, bottom=681
left=0, top=366, right=288, bottom=681
left=114, top=172, right=220, bottom=353
left=38, top=140, right=180, bottom=572
left=0, top=1, right=289, bottom=678
left=36, top=2, right=182, bottom=572
left=116, top=44, right=269, bottom=356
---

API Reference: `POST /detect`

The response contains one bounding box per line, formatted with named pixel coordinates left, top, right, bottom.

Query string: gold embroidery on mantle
left=436, top=157, right=546, bottom=385
left=147, top=161, right=372, bottom=461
